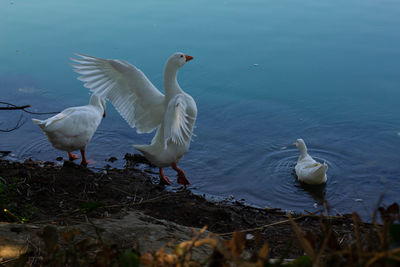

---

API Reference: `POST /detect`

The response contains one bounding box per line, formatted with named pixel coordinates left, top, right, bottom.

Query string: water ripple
left=15, top=134, right=56, bottom=161
left=249, top=145, right=356, bottom=212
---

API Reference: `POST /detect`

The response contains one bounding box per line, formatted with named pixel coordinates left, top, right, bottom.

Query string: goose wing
left=71, top=53, right=165, bottom=133
left=163, top=94, right=196, bottom=149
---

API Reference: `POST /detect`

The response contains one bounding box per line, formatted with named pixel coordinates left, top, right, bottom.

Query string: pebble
left=107, top=156, right=118, bottom=163
left=246, top=233, right=254, bottom=240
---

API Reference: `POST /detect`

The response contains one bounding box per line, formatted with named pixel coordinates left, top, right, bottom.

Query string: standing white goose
left=71, top=52, right=197, bottom=185
left=32, top=94, right=106, bottom=165
left=294, top=138, right=328, bottom=184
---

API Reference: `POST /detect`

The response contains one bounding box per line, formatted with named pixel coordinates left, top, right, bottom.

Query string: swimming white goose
left=32, top=94, right=106, bottom=165
left=71, top=52, right=197, bottom=185
left=294, top=138, right=328, bottom=184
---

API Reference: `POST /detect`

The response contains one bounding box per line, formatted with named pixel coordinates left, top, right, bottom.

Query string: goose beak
left=103, top=111, right=106, bottom=118
left=185, top=55, right=193, bottom=62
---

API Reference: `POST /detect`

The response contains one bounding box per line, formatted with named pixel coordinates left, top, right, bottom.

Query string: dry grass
left=6, top=203, right=399, bottom=267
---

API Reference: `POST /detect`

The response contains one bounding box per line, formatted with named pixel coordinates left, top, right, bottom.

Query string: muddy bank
left=0, top=156, right=375, bottom=259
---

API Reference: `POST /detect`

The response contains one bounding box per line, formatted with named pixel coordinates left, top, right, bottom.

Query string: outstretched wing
left=163, top=94, right=195, bottom=149
left=71, top=53, right=165, bottom=133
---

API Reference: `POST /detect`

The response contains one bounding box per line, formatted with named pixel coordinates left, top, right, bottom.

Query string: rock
left=0, top=211, right=211, bottom=261
left=107, top=157, right=118, bottom=163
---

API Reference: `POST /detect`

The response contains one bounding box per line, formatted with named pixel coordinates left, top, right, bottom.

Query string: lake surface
left=1, top=0, right=400, bottom=219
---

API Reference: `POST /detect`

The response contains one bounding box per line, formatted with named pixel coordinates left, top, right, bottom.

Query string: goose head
left=89, top=94, right=107, bottom=117
left=294, top=138, right=307, bottom=154
left=166, top=52, right=193, bottom=69
left=163, top=52, right=194, bottom=96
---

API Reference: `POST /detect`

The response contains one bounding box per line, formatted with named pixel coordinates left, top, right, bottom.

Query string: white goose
left=294, top=138, right=328, bottom=184
left=32, top=94, right=106, bottom=165
left=71, top=52, right=197, bottom=185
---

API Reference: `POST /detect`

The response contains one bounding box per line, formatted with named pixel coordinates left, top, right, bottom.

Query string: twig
left=0, top=101, right=59, bottom=132
left=220, top=214, right=307, bottom=236
left=314, top=227, right=332, bottom=266
left=288, top=213, right=316, bottom=261
left=186, top=226, right=208, bottom=252
left=178, top=226, right=208, bottom=262
left=0, top=113, right=26, bottom=132
left=0, top=257, right=19, bottom=265
left=0, top=105, right=31, bottom=110
left=353, top=212, right=362, bottom=260
left=0, top=176, right=7, bottom=184
left=366, top=248, right=400, bottom=267
left=219, top=213, right=346, bottom=237
left=304, top=209, right=323, bottom=215
left=0, top=102, right=30, bottom=110
left=0, top=101, right=59, bottom=115
left=371, top=189, right=388, bottom=248
left=102, top=195, right=175, bottom=208
left=372, top=187, right=389, bottom=222
left=110, top=186, right=133, bottom=196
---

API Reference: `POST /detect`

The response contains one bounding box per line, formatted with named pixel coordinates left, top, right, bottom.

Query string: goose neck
left=298, top=145, right=308, bottom=157
left=163, top=64, right=182, bottom=99
left=89, top=95, right=105, bottom=114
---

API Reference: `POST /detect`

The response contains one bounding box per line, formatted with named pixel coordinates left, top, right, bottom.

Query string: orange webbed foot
left=177, top=172, right=190, bottom=186
left=80, top=159, right=95, bottom=166
left=159, top=168, right=172, bottom=185
left=171, top=163, right=190, bottom=186
left=68, top=152, right=80, bottom=161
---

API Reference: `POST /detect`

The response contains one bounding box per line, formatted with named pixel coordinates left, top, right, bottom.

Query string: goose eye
left=180, top=55, right=183, bottom=58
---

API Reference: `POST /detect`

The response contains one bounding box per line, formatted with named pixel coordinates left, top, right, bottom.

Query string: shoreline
left=0, top=156, right=377, bottom=260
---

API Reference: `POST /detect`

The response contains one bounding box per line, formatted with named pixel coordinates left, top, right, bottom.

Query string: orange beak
left=103, top=111, right=106, bottom=118
left=185, top=55, right=193, bottom=62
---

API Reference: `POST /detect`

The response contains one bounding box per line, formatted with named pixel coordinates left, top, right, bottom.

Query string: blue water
left=1, top=0, right=400, bottom=219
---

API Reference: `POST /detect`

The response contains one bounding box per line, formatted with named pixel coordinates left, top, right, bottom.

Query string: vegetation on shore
left=0, top=159, right=399, bottom=266
left=3, top=203, right=399, bottom=266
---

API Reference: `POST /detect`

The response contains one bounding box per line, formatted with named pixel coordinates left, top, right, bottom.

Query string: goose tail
left=321, top=161, right=328, bottom=171
left=315, top=162, right=328, bottom=174
left=316, top=162, right=328, bottom=183
left=133, top=144, right=150, bottom=154
left=32, top=118, right=46, bottom=129
left=32, top=118, right=43, bottom=125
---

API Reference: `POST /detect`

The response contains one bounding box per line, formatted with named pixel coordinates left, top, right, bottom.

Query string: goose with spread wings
left=71, top=52, right=197, bottom=185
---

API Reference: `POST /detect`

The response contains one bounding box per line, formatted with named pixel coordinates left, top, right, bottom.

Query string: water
left=1, top=0, right=400, bottom=219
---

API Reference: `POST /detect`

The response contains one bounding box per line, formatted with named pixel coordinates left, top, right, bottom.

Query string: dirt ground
left=0, top=155, right=376, bottom=260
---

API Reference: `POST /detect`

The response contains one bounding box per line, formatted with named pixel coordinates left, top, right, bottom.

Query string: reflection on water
left=1, top=0, right=400, bottom=220
left=296, top=182, right=327, bottom=206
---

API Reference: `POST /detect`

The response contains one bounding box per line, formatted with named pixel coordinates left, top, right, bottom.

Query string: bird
left=71, top=52, right=197, bottom=185
left=32, top=94, right=106, bottom=165
left=293, top=138, right=328, bottom=184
